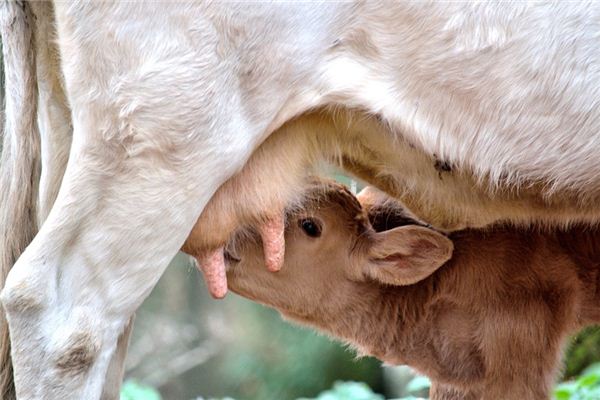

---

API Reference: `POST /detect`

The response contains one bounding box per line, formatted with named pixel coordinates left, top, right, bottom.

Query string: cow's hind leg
left=2, top=3, right=327, bottom=397
left=1, top=117, right=259, bottom=398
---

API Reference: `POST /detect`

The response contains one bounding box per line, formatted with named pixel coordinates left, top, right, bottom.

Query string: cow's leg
left=1, top=12, right=274, bottom=391
left=1, top=119, right=260, bottom=398
left=2, top=3, right=336, bottom=397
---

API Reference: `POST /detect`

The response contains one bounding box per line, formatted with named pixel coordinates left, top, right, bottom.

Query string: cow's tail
left=0, top=2, right=41, bottom=399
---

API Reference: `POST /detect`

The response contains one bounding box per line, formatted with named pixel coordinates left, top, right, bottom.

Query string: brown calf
left=218, top=180, right=600, bottom=400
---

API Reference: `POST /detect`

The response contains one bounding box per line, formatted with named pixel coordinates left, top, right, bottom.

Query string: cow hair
left=0, top=2, right=40, bottom=398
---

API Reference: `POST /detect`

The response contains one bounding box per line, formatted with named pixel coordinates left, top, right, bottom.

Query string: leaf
left=582, top=363, right=600, bottom=377
left=120, top=380, right=161, bottom=400
left=554, top=381, right=577, bottom=399
left=405, top=376, right=431, bottom=394
left=576, top=373, right=600, bottom=389
left=298, top=381, right=384, bottom=400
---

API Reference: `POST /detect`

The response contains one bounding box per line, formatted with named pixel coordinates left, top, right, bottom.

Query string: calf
left=222, top=181, right=600, bottom=400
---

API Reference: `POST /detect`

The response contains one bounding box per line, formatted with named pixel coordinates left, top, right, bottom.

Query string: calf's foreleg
left=429, top=382, right=479, bottom=400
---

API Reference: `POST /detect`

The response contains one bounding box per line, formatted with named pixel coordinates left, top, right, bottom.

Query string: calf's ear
left=364, top=225, right=453, bottom=286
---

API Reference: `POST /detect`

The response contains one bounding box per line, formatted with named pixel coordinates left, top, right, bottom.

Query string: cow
left=220, top=179, right=600, bottom=400
left=2, top=2, right=600, bottom=398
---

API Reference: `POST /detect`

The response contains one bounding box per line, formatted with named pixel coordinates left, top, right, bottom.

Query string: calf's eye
left=300, top=218, right=322, bottom=238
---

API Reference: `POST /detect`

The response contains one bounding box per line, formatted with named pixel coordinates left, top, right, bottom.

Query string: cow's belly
left=290, top=108, right=600, bottom=231
left=314, top=2, right=600, bottom=227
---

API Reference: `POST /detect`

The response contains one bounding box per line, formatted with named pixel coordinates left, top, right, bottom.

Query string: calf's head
left=225, top=180, right=453, bottom=321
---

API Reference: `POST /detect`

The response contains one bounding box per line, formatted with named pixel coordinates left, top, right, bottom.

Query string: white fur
left=2, top=2, right=600, bottom=399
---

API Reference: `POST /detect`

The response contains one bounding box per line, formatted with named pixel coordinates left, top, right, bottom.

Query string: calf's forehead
left=294, top=181, right=370, bottom=232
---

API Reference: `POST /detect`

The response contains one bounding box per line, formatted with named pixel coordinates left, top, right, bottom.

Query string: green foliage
left=295, top=376, right=430, bottom=400
left=120, top=380, right=162, bottom=400
left=564, top=327, right=600, bottom=378
left=298, top=381, right=384, bottom=400
left=123, top=365, right=600, bottom=400
left=554, top=363, right=600, bottom=400
left=404, top=376, right=430, bottom=395
left=205, top=398, right=236, bottom=400
left=297, top=379, right=428, bottom=400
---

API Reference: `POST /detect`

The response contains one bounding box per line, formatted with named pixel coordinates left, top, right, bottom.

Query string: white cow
left=2, top=2, right=600, bottom=399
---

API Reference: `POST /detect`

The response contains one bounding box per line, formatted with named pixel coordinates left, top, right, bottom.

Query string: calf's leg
left=479, top=305, right=569, bottom=400
left=429, top=382, right=479, bottom=400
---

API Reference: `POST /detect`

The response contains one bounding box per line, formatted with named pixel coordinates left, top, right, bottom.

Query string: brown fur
left=222, top=181, right=600, bottom=400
